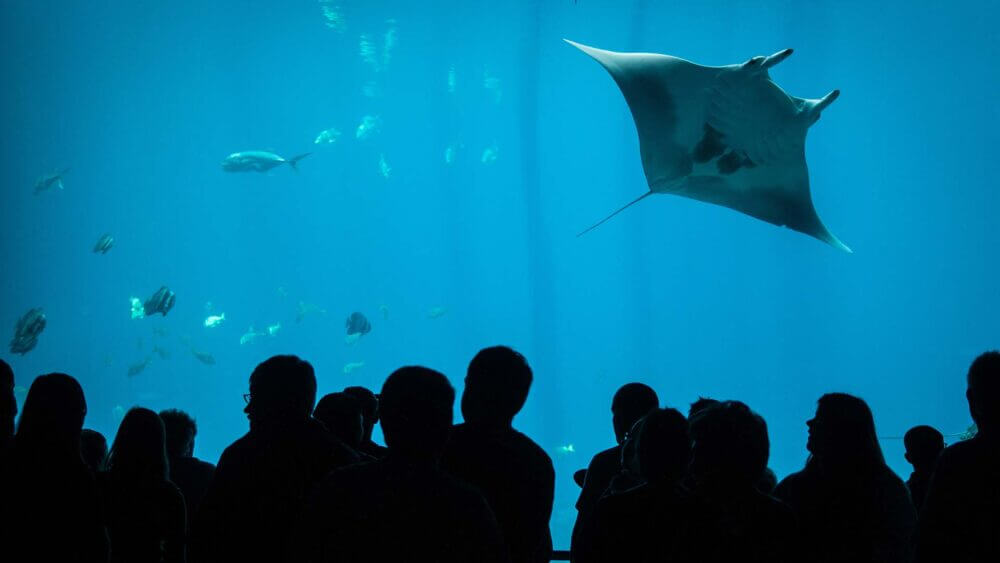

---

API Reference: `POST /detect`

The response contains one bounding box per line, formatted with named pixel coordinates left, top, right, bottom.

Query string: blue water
left=2, top=0, right=997, bottom=547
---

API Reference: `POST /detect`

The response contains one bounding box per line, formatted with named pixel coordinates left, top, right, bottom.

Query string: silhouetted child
left=80, top=428, right=108, bottom=473
left=159, top=409, right=215, bottom=531
left=917, top=351, right=1000, bottom=563
left=194, top=355, right=358, bottom=563
left=314, top=392, right=369, bottom=457
left=0, top=373, right=109, bottom=562
left=589, top=408, right=698, bottom=563
left=343, top=385, right=389, bottom=459
left=296, top=366, right=507, bottom=563
left=441, top=346, right=554, bottom=563
left=688, top=401, right=797, bottom=563
left=775, top=393, right=916, bottom=563
left=101, top=407, right=186, bottom=563
left=572, top=383, right=658, bottom=562
left=903, top=424, right=944, bottom=509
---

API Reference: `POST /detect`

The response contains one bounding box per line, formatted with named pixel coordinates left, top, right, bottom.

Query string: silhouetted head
left=1, top=359, right=15, bottom=439
left=903, top=425, right=944, bottom=472
left=806, top=393, right=885, bottom=471
left=688, top=397, right=720, bottom=418
left=967, top=350, right=1000, bottom=432
left=314, top=392, right=364, bottom=449
left=611, top=383, right=659, bottom=444
left=621, top=408, right=690, bottom=484
left=344, top=385, right=380, bottom=440
left=108, top=407, right=168, bottom=482
left=380, top=366, right=454, bottom=460
left=462, top=346, right=532, bottom=425
left=244, top=355, right=317, bottom=429
left=80, top=428, right=108, bottom=473
left=15, top=373, right=87, bottom=461
left=159, top=408, right=197, bottom=459
left=689, top=401, right=770, bottom=490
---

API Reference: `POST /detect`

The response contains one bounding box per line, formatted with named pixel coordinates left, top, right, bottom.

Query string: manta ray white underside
left=568, top=40, right=850, bottom=253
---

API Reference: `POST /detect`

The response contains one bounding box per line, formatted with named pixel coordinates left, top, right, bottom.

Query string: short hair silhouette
left=462, top=345, right=532, bottom=423
left=159, top=408, right=197, bottom=458
left=623, top=407, right=690, bottom=483
left=80, top=428, right=108, bottom=472
left=966, top=350, right=1000, bottom=429
left=808, top=392, right=885, bottom=469
left=313, top=392, right=364, bottom=449
left=108, top=407, right=168, bottom=481
left=611, top=383, right=659, bottom=444
left=380, top=366, right=454, bottom=456
left=689, top=400, right=769, bottom=487
left=904, top=425, right=944, bottom=469
left=15, top=373, right=87, bottom=455
left=246, top=354, right=317, bottom=424
left=689, top=396, right=721, bottom=418
left=344, top=385, right=379, bottom=423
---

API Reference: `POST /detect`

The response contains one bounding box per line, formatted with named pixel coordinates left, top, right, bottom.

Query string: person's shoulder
left=510, top=428, right=554, bottom=464
left=939, top=437, right=986, bottom=464
left=773, top=468, right=808, bottom=497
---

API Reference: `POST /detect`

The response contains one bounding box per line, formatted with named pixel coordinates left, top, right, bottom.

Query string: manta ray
left=568, top=40, right=850, bottom=252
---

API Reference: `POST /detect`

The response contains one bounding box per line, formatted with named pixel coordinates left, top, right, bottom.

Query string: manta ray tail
left=287, top=153, right=312, bottom=171
left=577, top=192, right=652, bottom=237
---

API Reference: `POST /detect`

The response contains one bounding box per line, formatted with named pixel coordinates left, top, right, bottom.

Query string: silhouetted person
left=101, top=407, right=186, bottom=563
left=688, top=401, right=797, bottom=563
left=297, top=366, right=507, bottom=563
left=81, top=428, right=109, bottom=473
left=160, top=409, right=215, bottom=530
left=917, top=351, right=1000, bottom=563
left=687, top=396, right=777, bottom=493
left=441, top=346, right=555, bottom=563
left=0, top=359, right=15, bottom=459
left=0, top=373, right=109, bottom=562
left=903, top=424, right=944, bottom=510
left=572, top=382, right=658, bottom=561
left=589, top=408, right=699, bottom=563
left=313, top=392, right=368, bottom=456
left=194, top=355, right=358, bottom=563
left=343, top=385, right=389, bottom=458
left=775, top=393, right=916, bottom=563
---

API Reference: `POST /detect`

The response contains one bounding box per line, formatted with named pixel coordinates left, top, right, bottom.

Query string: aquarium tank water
left=2, top=0, right=996, bottom=549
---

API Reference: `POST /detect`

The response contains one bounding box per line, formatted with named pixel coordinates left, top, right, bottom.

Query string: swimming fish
left=427, top=306, right=447, bottom=319
left=191, top=349, right=216, bottom=365
left=343, top=361, right=365, bottom=375
left=378, top=154, right=392, bottom=178
left=204, top=313, right=226, bottom=328
left=239, top=326, right=260, bottom=345
left=346, top=312, right=372, bottom=336
left=143, top=287, right=176, bottom=317
left=356, top=115, right=382, bottom=140
left=481, top=144, right=498, bottom=164
left=314, top=127, right=342, bottom=144
left=93, top=234, right=114, bottom=254
left=127, top=355, right=154, bottom=377
left=266, top=322, right=281, bottom=336
left=555, top=444, right=576, bottom=456
left=10, top=308, right=46, bottom=355
left=34, top=168, right=69, bottom=194
left=221, top=151, right=311, bottom=173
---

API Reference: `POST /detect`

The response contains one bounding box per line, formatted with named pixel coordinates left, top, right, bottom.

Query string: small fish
left=204, top=313, right=226, bottom=328
left=192, top=349, right=216, bottom=365
left=34, top=168, right=69, bottom=194
left=343, top=361, right=365, bottom=375
left=127, top=355, right=154, bottom=377
left=266, top=322, right=281, bottom=336
left=378, top=154, right=392, bottom=178
left=555, top=444, right=576, bottom=456
left=130, top=297, right=145, bottom=320
left=142, top=286, right=176, bottom=317
left=93, top=234, right=114, bottom=254
left=346, top=312, right=372, bottom=336
left=427, top=306, right=447, bottom=319
left=314, top=127, right=342, bottom=145
left=382, top=19, right=397, bottom=66
left=356, top=115, right=382, bottom=140
left=481, top=143, right=499, bottom=165
left=10, top=307, right=46, bottom=355
left=445, top=142, right=464, bottom=165
left=318, top=0, right=346, bottom=32
left=221, top=151, right=310, bottom=173
left=239, top=326, right=259, bottom=346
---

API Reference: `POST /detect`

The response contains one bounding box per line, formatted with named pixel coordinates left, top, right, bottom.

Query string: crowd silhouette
left=0, top=348, right=997, bottom=562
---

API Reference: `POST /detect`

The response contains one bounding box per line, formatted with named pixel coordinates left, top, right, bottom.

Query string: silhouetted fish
left=143, top=286, right=176, bottom=317
left=345, top=312, right=371, bottom=336
left=10, top=308, right=46, bottom=355
left=93, top=233, right=114, bottom=254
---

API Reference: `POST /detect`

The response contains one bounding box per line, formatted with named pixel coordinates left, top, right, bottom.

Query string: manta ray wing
left=568, top=39, right=850, bottom=252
